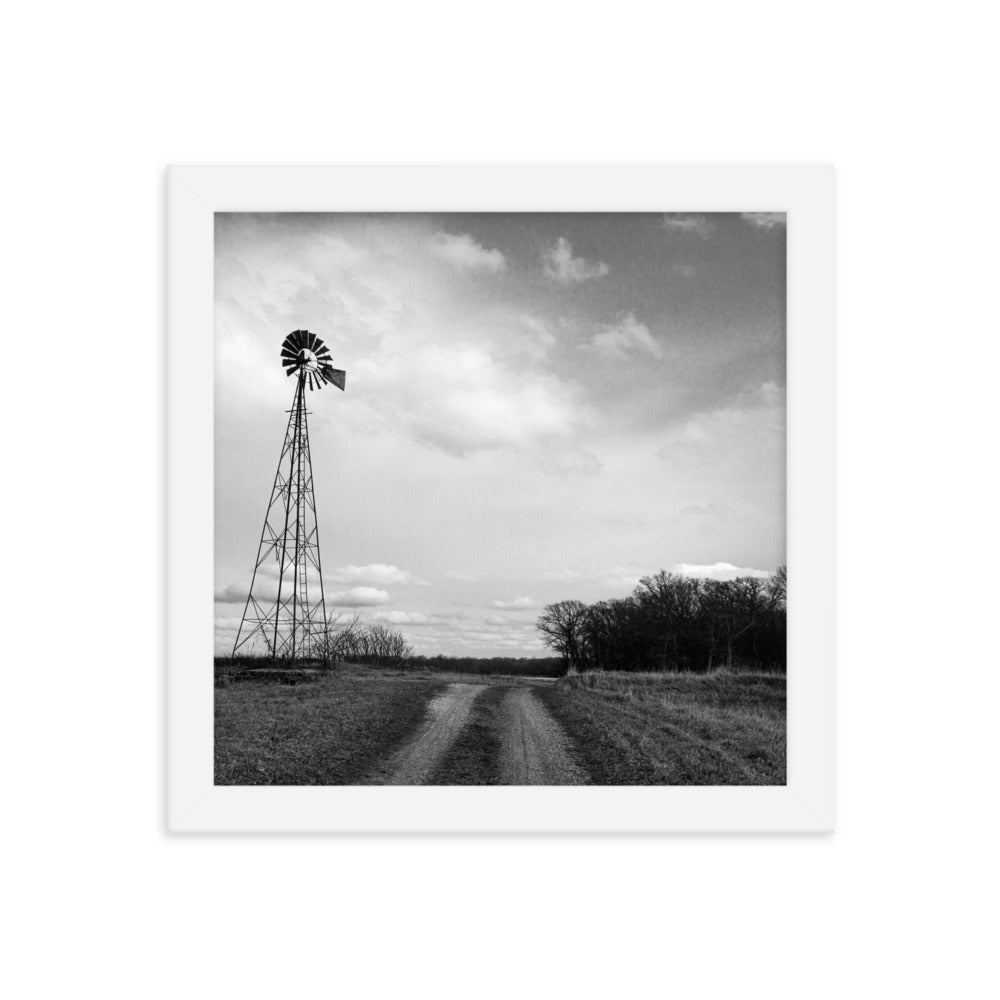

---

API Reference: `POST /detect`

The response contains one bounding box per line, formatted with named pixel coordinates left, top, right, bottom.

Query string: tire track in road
left=499, top=687, right=586, bottom=785
left=372, top=683, right=483, bottom=785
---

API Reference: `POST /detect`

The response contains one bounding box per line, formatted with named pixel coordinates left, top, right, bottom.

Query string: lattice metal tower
left=232, top=330, right=346, bottom=661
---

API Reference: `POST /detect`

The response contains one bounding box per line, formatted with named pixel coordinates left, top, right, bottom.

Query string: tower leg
left=232, top=374, right=330, bottom=662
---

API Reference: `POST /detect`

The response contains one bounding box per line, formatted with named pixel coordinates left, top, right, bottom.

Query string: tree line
left=318, top=614, right=413, bottom=666
left=536, top=567, right=786, bottom=674
left=407, top=655, right=565, bottom=677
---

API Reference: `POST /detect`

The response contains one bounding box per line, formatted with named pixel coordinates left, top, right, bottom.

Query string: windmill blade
left=280, top=346, right=299, bottom=361
left=306, top=332, right=320, bottom=352
left=315, top=344, right=332, bottom=360
left=323, top=367, right=347, bottom=391
left=281, top=357, right=299, bottom=368
left=287, top=330, right=307, bottom=350
left=308, top=372, right=316, bottom=391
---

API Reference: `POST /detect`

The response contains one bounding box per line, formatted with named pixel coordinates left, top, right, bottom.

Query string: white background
left=3, top=2, right=997, bottom=998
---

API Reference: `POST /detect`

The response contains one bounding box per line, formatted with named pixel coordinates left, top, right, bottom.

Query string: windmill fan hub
left=279, top=329, right=347, bottom=392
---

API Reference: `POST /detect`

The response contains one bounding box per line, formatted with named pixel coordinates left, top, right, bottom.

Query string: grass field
left=215, top=655, right=564, bottom=678
left=536, top=670, right=786, bottom=785
left=215, top=664, right=785, bottom=785
left=399, top=656, right=565, bottom=677
left=214, top=666, right=446, bottom=784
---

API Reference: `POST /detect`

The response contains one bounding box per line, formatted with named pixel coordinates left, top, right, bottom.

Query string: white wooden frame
left=168, top=165, right=834, bottom=833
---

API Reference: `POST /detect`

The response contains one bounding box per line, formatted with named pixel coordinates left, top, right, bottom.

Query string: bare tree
left=635, top=572, right=704, bottom=670
left=769, top=565, right=787, bottom=607
left=581, top=598, right=644, bottom=672
left=703, top=576, right=781, bottom=670
left=536, top=600, right=589, bottom=672
left=341, top=622, right=413, bottom=666
left=316, top=612, right=362, bottom=664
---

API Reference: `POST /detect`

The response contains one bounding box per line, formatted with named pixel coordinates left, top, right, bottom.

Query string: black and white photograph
left=213, top=210, right=788, bottom=785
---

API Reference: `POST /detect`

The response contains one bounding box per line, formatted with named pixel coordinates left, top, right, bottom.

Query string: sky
left=214, top=212, right=786, bottom=656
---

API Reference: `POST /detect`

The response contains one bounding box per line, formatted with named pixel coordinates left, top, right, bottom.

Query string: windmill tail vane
left=232, top=330, right=346, bottom=662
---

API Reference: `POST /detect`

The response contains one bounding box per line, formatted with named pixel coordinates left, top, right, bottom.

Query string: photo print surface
left=214, top=212, right=787, bottom=786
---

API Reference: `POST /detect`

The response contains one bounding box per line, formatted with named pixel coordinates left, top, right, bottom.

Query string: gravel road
left=369, top=679, right=586, bottom=785
left=498, top=687, right=586, bottom=785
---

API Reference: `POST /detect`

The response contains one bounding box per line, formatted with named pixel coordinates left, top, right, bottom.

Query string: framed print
left=167, top=165, right=833, bottom=832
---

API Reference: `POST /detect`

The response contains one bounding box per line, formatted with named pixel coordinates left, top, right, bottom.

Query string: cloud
left=662, top=214, right=714, bottom=238
left=328, top=586, right=389, bottom=606
left=532, top=445, right=601, bottom=478
left=428, top=232, right=506, bottom=272
left=374, top=610, right=444, bottom=626
left=575, top=560, right=773, bottom=594
left=358, top=345, right=585, bottom=456
left=215, top=566, right=399, bottom=607
left=384, top=610, right=549, bottom=655
left=514, top=315, right=558, bottom=363
left=675, top=503, right=737, bottom=522
left=490, top=596, right=538, bottom=610
left=214, top=213, right=787, bottom=658
left=582, top=312, right=662, bottom=361
left=446, top=569, right=482, bottom=582
left=669, top=562, right=772, bottom=581
left=603, top=565, right=657, bottom=592
left=657, top=381, right=785, bottom=470
left=394, top=611, right=553, bottom=655
left=214, top=582, right=252, bottom=604
left=541, top=237, right=608, bottom=283
left=327, top=563, right=423, bottom=586
left=741, top=212, right=785, bottom=230
left=214, top=570, right=309, bottom=605
left=214, top=616, right=245, bottom=652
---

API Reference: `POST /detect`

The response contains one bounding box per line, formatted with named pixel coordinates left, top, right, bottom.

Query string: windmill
left=232, top=330, right=346, bottom=661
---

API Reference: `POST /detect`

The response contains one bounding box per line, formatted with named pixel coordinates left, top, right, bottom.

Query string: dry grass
left=537, top=669, right=786, bottom=785
left=426, top=685, right=508, bottom=785
left=386, top=657, right=565, bottom=677
left=214, top=665, right=446, bottom=785
left=215, top=662, right=785, bottom=786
